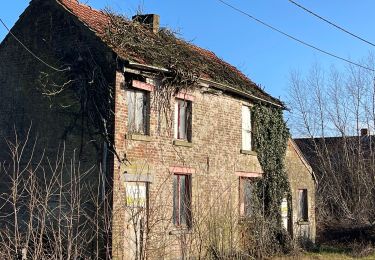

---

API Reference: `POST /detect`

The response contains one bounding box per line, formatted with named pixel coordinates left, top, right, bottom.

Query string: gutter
left=199, top=78, right=284, bottom=109
left=125, top=61, right=285, bottom=109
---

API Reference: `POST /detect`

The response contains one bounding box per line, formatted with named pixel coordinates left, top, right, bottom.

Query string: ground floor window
left=298, top=189, right=308, bottom=221
left=239, top=177, right=256, bottom=217
left=173, top=174, right=192, bottom=227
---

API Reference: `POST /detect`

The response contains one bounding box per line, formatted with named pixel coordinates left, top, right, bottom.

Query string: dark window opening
left=298, top=189, right=308, bottom=221
left=173, top=174, right=192, bottom=228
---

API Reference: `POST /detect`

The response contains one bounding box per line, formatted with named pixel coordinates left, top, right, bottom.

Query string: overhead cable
left=288, top=0, right=375, bottom=48
left=216, top=0, right=375, bottom=72
left=0, top=18, right=69, bottom=72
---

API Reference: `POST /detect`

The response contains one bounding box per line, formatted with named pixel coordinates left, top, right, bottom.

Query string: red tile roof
left=56, top=0, right=283, bottom=106
left=58, top=0, right=109, bottom=33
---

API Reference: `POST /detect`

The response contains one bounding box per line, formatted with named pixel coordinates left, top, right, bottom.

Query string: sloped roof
left=295, top=135, right=375, bottom=161
left=57, top=0, right=283, bottom=107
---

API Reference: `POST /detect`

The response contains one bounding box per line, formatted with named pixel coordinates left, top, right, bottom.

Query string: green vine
left=252, top=104, right=291, bottom=253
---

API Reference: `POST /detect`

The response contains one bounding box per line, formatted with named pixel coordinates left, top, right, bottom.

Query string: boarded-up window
left=173, top=174, right=192, bottom=227
left=242, top=105, right=253, bottom=151
left=298, top=189, right=308, bottom=221
left=174, top=99, right=192, bottom=141
left=239, top=177, right=255, bottom=217
left=127, top=89, right=149, bottom=134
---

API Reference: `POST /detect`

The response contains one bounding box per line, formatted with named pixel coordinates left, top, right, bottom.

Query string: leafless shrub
left=0, top=126, right=295, bottom=259
left=0, top=128, right=111, bottom=259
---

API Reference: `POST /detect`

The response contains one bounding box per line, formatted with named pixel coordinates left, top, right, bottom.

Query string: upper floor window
left=173, top=174, right=192, bottom=228
left=127, top=89, right=149, bottom=135
left=298, top=189, right=308, bottom=221
left=242, top=105, right=254, bottom=151
left=174, top=99, right=192, bottom=142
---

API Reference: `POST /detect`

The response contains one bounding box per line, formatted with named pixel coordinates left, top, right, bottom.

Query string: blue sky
left=1, top=0, right=375, bottom=102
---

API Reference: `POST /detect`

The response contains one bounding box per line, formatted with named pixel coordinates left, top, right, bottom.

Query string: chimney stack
left=132, top=14, right=160, bottom=33
left=361, top=128, right=369, bottom=137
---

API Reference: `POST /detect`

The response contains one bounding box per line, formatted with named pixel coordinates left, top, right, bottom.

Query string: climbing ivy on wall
left=252, top=104, right=291, bottom=253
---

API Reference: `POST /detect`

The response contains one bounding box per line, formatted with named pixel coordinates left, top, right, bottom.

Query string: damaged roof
left=57, top=0, right=283, bottom=107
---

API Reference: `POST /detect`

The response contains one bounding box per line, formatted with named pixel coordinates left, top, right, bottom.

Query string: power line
left=288, top=0, right=375, bottom=48
left=0, top=18, right=69, bottom=72
left=216, top=0, right=375, bottom=72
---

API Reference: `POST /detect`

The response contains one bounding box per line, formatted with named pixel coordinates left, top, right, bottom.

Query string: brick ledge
left=240, top=149, right=257, bottom=156
left=126, top=133, right=152, bottom=142
left=173, top=139, right=193, bottom=147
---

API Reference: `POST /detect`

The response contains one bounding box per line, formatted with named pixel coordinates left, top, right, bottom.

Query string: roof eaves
left=125, top=61, right=285, bottom=108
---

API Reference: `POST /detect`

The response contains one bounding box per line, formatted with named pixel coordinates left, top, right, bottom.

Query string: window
left=173, top=174, right=192, bottom=227
left=239, top=177, right=256, bottom=217
left=298, top=189, right=308, bottom=221
left=127, top=89, right=149, bottom=134
left=125, top=182, right=148, bottom=208
left=174, top=99, right=192, bottom=142
left=242, top=105, right=254, bottom=151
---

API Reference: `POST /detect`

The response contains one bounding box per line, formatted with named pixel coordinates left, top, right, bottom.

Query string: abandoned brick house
left=0, top=0, right=315, bottom=258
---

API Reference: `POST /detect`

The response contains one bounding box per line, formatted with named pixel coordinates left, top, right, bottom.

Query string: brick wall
left=111, top=71, right=265, bottom=258
left=0, top=1, right=116, bottom=257
left=0, top=0, right=116, bottom=162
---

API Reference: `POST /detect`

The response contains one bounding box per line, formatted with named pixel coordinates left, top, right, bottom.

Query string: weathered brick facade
left=0, top=0, right=316, bottom=259
left=111, top=72, right=265, bottom=258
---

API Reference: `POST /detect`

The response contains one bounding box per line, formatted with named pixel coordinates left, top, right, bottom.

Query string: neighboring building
left=294, top=130, right=375, bottom=241
left=0, top=0, right=315, bottom=258
left=285, top=139, right=316, bottom=243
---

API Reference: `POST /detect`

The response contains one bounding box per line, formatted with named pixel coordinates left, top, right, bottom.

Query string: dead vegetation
left=289, top=59, right=375, bottom=254
left=102, top=11, right=279, bottom=105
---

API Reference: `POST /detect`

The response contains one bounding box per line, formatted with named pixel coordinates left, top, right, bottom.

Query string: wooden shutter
left=172, top=174, right=192, bottom=227
left=243, top=178, right=254, bottom=216
left=242, top=106, right=251, bottom=150
left=186, top=102, right=192, bottom=142
left=127, top=90, right=135, bottom=132
left=179, top=175, right=187, bottom=225
left=135, top=91, right=145, bottom=133
left=173, top=175, right=179, bottom=225
left=174, top=101, right=179, bottom=138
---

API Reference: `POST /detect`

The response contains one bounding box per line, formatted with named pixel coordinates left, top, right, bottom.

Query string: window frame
left=173, top=173, right=192, bottom=228
left=126, top=88, right=150, bottom=135
left=297, top=189, right=308, bottom=222
left=239, top=177, right=256, bottom=218
left=174, top=99, right=192, bottom=142
left=241, top=105, right=254, bottom=151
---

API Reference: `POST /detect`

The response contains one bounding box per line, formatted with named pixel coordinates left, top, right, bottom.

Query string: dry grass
left=272, top=245, right=375, bottom=260
left=273, top=253, right=375, bottom=260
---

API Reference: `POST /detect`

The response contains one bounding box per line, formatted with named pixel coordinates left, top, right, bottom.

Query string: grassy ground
left=273, top=246, right=375, bottom=260
left=274, top=253, right=375, bottom=260
left=272, top=246, right=375, bottom=260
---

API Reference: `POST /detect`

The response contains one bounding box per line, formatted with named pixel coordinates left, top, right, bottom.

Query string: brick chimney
left=361, top=128, right=369, bottom=137
left=132, top=14, right=160, bottom=33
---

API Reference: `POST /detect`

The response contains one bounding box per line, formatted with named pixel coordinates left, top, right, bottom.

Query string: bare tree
left=288, top=57, right=375, bottom=235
